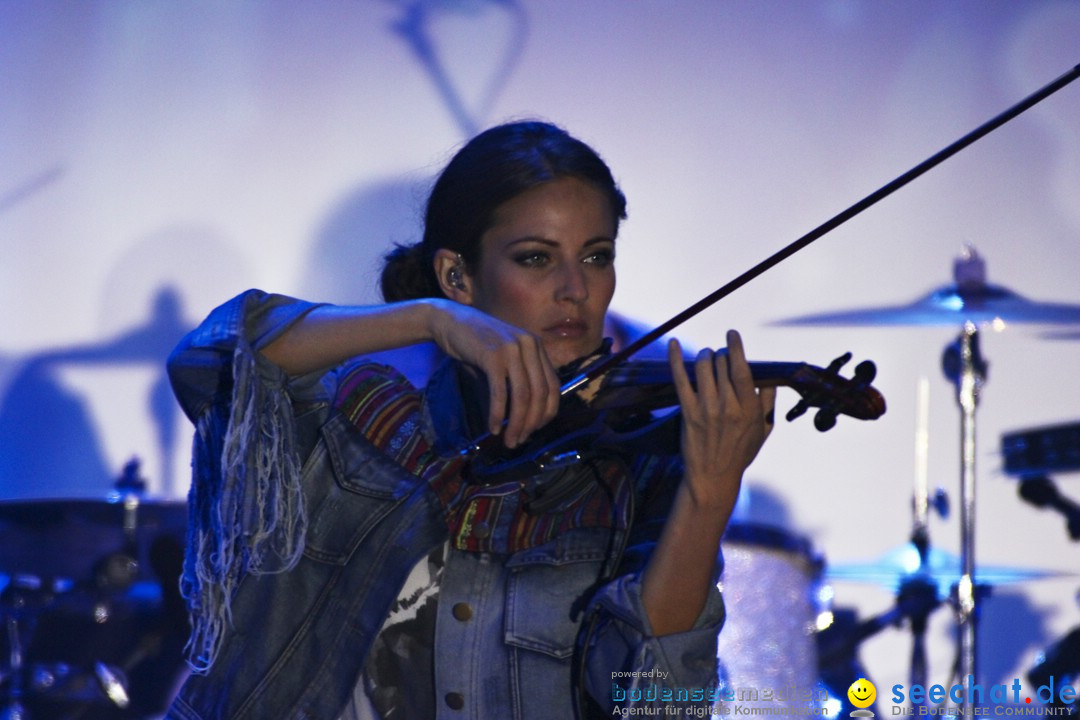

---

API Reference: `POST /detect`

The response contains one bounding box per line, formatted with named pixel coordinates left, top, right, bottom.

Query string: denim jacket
left=164, top=290, right=725, bottom=720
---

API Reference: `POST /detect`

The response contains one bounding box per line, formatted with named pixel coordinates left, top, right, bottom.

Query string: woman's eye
left=514, top=252, right=549, bottom=267
left=584, top=249, right=615, bottom=267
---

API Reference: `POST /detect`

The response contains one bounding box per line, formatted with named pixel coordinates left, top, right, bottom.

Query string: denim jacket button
left=452, top=602, right=473, bottom=621
left=445, top=692, right=465, bottom=710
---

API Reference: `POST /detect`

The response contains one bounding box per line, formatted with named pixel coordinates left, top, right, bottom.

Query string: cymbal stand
left=2, top=577, right=53, bottom=720
left=900, top=574, right=939, bottom=701
left=942, top=320, right=988, bottom=714
left=2, top=610, right=28, bottom=720
left=817, top=584, right=940, bottom=715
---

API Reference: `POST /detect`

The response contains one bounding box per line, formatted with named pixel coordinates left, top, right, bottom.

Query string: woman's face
left=466, top=176, right=617, bottom=369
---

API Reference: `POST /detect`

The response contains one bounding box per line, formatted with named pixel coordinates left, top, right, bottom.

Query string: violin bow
left=562, top=62, right=1080, bottom=395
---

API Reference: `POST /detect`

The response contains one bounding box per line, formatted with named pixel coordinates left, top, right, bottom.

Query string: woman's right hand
left=260, top=297, right=561, bottom=449
left=427, top=299, right=560, bottom=449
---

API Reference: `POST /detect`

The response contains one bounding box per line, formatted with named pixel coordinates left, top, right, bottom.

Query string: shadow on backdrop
left=0, top=287, right=190, bottom=500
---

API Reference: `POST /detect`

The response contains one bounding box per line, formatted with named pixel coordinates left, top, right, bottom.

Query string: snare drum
left=715, top=522, right=824, bottom=707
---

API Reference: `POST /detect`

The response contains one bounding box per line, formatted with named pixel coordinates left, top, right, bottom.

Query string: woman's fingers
left=531, top=338, right=561, bottom=426
left=723, top=329, right=757, bottom=406
left=674, top=331, right=776, bottom=480
left=483, top=330, right=560, bottom=448
left=503, top=332, right=559, bottom=448
left=668, top=339, right=697, bottom=411
left=498, top=349, right=531, bottom=446
left=434, top=304, right=560, bottom=448
left=695, top=347, right=722, bottom=424
left=480, top=352, right=509, bottom=438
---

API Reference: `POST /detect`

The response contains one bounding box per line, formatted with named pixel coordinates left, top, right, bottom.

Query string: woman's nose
left=556, top=264, right=588, bottom=302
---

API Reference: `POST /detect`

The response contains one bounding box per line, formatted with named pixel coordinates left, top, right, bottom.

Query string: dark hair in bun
left=380, top=120, right=626, bottom=302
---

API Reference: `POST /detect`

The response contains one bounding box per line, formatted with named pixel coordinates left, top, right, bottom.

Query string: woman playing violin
left=165, top=120, right=776, bottom=720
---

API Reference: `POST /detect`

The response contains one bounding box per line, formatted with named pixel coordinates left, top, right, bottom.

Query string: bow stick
left=561, top=62, right=1080, bottom=395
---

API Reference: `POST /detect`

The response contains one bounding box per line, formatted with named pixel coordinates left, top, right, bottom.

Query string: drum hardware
left=901, top=571, right=942, bottom=697
left=0, top=483, right=186, bottom=585
left=820, top=361, right=948, bottom=708
left=819, top=368, right=947, bottom=711
left=111, top=459, right=147, bottom=499
left=714, top=523, right=824, bottom=710
left=97, top=459, right=150, bottom=599
left=1015, top=475, right=1080, bottom=541
left=1016, top=463, right=1080, bottom=714
left=1005, top=418, right=1080, bottom=539
left=816, top=607, right=881, bottom=716
left=778, top=247, right=1080, bottom=711
left=1, top=570, right=184, bottom=719
left=906, top=374, right=947, bottom=699
left=817, top=576, right=940, bottom=716
left=0, top=462, right=188, bottom=718
left=947, top=315, right=982, bottom=700
left=1028, top=625, right=1080, bottom=714
left=2, top=576, right=55, bottom=720
left=1001, top=421, right=1080, bottom=477
left=826, top=544, right=1070, bottom=590
left=94, top=662, right=130, bottom=709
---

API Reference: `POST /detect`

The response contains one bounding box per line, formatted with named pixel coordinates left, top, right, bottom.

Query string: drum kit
left=0, top=460, right=189, bottom=720
left=716, top=247, right=1080, bottom=715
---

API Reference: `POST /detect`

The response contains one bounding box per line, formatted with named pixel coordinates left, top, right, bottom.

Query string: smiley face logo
left=847, top=678, right=877, bottom=709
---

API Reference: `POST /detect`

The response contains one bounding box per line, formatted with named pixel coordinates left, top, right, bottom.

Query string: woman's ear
left=433, top=249, right=474, bottom=305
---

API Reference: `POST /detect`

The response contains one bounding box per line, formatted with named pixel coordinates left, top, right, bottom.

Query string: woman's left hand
left=640, top=330, right=777, bottom=636
left=668, top=330, right=776, bottom=513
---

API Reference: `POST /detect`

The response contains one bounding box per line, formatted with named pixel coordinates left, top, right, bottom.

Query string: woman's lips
left=543, top=318, right=588, bottom=338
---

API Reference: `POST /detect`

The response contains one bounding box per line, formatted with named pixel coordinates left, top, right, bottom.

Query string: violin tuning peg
left=854, top=360, right=877, bottom=384
left=814, top=409, right=838, bottom=432
left=825, top=352, right=853, bottom=374
left=786, top=399, right=809, bottom=422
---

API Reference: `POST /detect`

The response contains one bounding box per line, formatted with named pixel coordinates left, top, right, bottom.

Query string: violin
left=465, top=350, right=885, bottom=483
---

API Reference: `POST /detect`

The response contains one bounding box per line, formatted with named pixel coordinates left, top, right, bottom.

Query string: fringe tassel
left=180, top=345, right=306, bottom=673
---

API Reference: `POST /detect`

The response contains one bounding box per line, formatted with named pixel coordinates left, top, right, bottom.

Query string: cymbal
left=0, top=498, right=186, bottom=584
left=775, top=282, right=1080, bottom=328
left=775, top=248, right=1080, bottom=328
left=826, top=543, right=1070, bottom=592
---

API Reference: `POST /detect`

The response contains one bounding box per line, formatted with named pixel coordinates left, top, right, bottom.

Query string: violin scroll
left=781, top=353, right=885, bottom=432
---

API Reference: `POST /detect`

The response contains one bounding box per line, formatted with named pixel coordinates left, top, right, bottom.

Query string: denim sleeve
left=585, top=571, right=723, bottom=713
left=165, top=289, right=330, bottom=672
left=582, top=458, right=725, bottom=714
left=167, top=288, right=328, bottom=422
